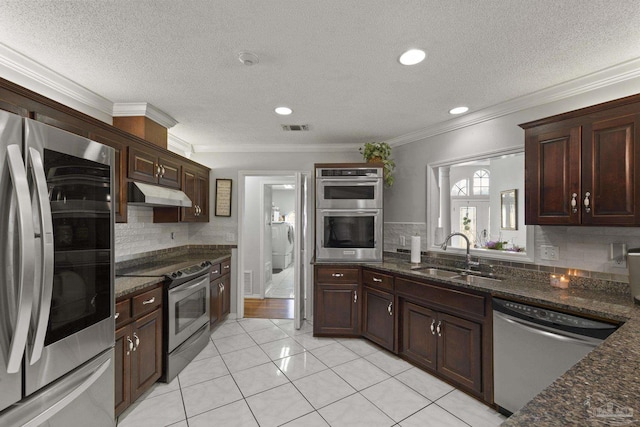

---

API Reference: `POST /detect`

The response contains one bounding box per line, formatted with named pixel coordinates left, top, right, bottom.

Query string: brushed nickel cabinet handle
left=142, top=296, right=155, bottom=305
left=133, top=332, right=140, bottom=351
left=387, top=301, right=393, bottom=316
left=584, top=192, right=591, bottom=213
left=436, top=321, right=442, bottom=337
left=353, top=290, right=358, bottom=303
left=331, top=273, right=344, bottom=278
left=571, top=193, right=578, bottom=214
left=373, top=277, right=383, bottom=282
left=115, top=312, right=120, bottom=320
left=127, top=336, right=133, bottom=355
left=430, top=319, right=436, bottom=335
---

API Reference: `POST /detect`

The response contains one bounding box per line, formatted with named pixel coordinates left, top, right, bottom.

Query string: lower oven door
left=316, top=209, right=382, bottom=262
left=167, top=274, right=210, bottom=352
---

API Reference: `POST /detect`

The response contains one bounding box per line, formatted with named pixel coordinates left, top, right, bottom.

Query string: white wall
left=385, top=76, right=640, bottom=275
left=273, top=189, right=295, bottom=220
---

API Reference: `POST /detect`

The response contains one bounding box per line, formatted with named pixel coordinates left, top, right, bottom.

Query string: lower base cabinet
left=314, top=266, right=361, bottom=336
left=210, top=257, right=231, bottom=328
left=362, top=285, right=395, bottom=351
left=401, top=301, right=482, bottom=393
left=115, top=285, right=163, bottom=417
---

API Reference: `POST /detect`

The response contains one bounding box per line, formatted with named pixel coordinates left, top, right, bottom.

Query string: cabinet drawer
left=396, top=278, right=485, bottom=318
left=210, top=263, right=222, bottom=281
left=115, top=299, right=131, bottom=328
left=362, top=269, right=393, bottom=291
left=316, top=266, right=359, bottom=283
left=221, top=259, right=231, bottom=275
left=132, top=286, right=163, bottom=317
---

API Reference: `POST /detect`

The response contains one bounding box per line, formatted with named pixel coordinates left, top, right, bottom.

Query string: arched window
left=473, top=169, right=490, bottom=195
left=451, top=179, right=468, bottom=196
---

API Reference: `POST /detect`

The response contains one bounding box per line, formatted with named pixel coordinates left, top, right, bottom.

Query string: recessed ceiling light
left=399, top=49, right=426, bottom=66
left=449, top=106, right=469, bottom=115
left=275, top=107, right=293, bottom=115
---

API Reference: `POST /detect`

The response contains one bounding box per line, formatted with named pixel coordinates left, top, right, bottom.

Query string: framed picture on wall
left=215, top=179, right=232, bottom=217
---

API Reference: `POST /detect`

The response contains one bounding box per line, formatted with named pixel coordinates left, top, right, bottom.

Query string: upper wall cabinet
left=128, top=146, right=181, bottom=189
left=522, top=94, right=640, bottom=226
left=181, top=165, right=209, bottom=222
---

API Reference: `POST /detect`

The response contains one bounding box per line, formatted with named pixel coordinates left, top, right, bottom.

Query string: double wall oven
left=315, top=164, right=383, bottom=263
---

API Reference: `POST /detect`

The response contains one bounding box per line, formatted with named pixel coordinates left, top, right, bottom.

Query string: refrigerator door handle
left=4, top=145, right=36, bottom=373
left=26, top=148, right=54, bottom=365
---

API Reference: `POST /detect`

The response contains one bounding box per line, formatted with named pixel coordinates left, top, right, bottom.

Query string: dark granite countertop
left=115, top=249, right=232, bottom=298
left=330, top=258, right=638, bottom=426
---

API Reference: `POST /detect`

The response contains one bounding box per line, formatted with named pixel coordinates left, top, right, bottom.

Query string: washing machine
left=272, top=222, right=294, bottom=270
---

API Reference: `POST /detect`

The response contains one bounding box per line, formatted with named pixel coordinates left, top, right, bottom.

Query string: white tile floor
left=265, top=266, right=294, bottom=299
left=117, top=318, right=506, bottom=427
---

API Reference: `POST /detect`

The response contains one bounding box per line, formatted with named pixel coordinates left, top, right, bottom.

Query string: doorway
left=237, top=171, right=311, bottom=328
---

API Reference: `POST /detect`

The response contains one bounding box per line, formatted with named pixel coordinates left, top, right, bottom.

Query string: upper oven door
left=316, top=178, right=382, bottom=209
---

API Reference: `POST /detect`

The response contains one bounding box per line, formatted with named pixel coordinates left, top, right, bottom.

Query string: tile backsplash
left=384, top=221, right=635, bottom=281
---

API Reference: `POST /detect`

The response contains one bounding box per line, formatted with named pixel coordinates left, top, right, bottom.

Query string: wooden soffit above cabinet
left=113, top=116, right=168, bottom=149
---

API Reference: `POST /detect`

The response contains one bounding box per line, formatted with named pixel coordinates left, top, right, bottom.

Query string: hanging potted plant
left=359, top=141, right=396, bottom=187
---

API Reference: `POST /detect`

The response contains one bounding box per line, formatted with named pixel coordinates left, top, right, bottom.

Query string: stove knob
left=171, top=273, right=177, bottom=278
left=177, top=271, right=183, bottom=277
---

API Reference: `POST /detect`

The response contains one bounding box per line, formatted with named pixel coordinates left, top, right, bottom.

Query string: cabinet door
left=210, top=279, right=221, bottom=326
left=400, top=301, right=437, bottom=372
left=114, top=324, right=132, bottom=417
left=314, top=283, right=359, bottom=336
left=362, top=286, right=394, bottom=351
left=582, top=113, right=640, bottom=225
left=437, top=312, right=482, bottom=394
left=221, top=274, right=231, bottom=318
left=181, top=168, right=198, bottom=222
left=128, top=146, right=158, bottom=184
left=131, top=309, right=163, bottom=402
left=197, top=171, right=209, bottom=222
left=525, top=125, right=581, bottom=225
left=157, top=155, right=181, bottom=189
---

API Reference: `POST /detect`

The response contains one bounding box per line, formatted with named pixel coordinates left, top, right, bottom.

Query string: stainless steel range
left=117, top=259, right=212, bottom=383
left=163, top=261, right=211, bottom=382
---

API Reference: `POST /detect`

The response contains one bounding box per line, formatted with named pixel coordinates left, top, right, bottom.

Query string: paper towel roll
left=411, top=235, right=421, bottom=264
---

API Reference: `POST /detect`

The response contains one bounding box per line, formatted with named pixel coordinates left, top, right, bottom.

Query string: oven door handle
left=318, top=209, right=380, bottom=215
left=26, top=147, right=54, bottom=366
left=319, top=178, right=380, bottom=184
left=169, top=277, right=208, bottom=298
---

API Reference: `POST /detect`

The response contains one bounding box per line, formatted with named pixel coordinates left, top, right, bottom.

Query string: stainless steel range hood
left=128, top=182, right=192, bottom=207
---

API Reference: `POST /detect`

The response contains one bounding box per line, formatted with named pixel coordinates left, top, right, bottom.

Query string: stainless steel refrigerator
left=0, top=110, right=115, bottom=427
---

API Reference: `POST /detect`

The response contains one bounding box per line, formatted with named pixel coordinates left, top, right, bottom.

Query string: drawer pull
left=430, top=319, right=436, bottom=335
left=114, top=312, right=120, bottom=320
left=373, top=277, right=383, bottom=282
left=142, top=296, right=156, bottom=305
left=223, top=265, right=230, bottom=270
left=211, top=269, right=219, bottom=274
left=387, top=301, right=393, bottom=316
left=331, top=273, right=344, bottom=278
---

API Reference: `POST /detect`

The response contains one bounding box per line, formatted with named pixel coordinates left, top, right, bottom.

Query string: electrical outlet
left=400, top=236, right=406, bottom=246
left=225, top=232, right=235, bottom=242
left=540, top=245, right=559, bottom=261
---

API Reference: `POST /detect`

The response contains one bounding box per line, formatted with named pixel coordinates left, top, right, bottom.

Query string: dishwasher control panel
left=493, top=298, right=616, bottom=330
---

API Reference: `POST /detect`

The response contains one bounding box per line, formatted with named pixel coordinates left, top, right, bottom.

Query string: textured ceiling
left=0, top=0, right=639, bottom=151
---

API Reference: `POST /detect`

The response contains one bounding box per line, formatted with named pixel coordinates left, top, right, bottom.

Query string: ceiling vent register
left=281, top=124, right=310, bottom=131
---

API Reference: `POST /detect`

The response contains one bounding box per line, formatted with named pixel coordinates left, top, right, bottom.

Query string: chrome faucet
left=439, top=232, right=480, bottom=271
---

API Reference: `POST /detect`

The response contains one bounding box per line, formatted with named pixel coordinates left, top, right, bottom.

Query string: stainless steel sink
left=413, top=267, right=460, bottom=279
left=453, top=274, right=502, bottom=286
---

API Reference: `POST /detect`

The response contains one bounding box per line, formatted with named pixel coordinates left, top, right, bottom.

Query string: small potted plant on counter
left=359, top=141, right=396, bottom=187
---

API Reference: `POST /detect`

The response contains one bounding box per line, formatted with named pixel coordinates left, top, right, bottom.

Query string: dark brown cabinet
left=182, top=166, right=209, bottom=222
left=89, top=130, right=128, bottom=223
left=361, top=269, right=395, bottom=351
left=210, top=257, right=231, bottom=329
left=523, top=96, right=640, bottom=225
left=128, top=146, right=181, bottom=188
left=114, top=285, right=163, bottom=417
left=314, top=266, right=360, bottom=336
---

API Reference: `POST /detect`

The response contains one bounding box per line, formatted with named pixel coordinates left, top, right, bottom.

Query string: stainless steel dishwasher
left=493, top=298, right=618, bottom=415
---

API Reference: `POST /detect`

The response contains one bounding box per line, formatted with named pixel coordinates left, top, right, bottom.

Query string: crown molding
left=112, top=102, right=178, bottom=129
left=168, top=133, right=193, bottom=157
left=387, top=57, right=640, bottom=147
left=192, top=142, right=360, bottom=153
left=0, top=43, right=114, bottom=123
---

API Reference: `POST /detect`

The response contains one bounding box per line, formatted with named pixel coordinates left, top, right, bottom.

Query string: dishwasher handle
left=494, top=311, right=603, bottom=348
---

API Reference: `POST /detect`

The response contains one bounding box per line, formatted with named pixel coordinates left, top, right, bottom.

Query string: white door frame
left=237, top=170, right=312, bottom=324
